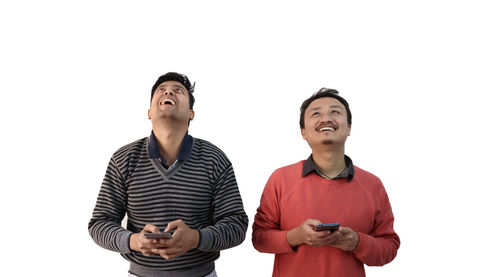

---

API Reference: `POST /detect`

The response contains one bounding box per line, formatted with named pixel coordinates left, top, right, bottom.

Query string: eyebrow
left=157, top=84, right=186, bottom=90
left=308, top=105, right=344, bottom=112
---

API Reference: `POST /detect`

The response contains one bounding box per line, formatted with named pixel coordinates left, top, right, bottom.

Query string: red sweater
left=252, top=161, right=400, bottom=277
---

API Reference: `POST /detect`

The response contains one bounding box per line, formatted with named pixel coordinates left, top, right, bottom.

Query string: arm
left=252, top=181, right=334, bottom=253
left=197, top=163, right=248, bottom=252
left=252, top=172, right=295, bottom=254
left=88, top=157, right=133, bottom=253
left=352, top=183, right=400, bottom=266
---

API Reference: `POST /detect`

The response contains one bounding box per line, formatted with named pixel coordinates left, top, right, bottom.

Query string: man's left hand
left=328, top=227, right=359, bottom=251
left=152, top=219, right=200, bottom=260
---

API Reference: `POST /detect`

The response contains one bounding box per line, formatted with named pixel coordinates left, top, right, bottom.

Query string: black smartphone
left=313, top=223, right=340, bottom=232
left=144, top=232, right=172, bottom=239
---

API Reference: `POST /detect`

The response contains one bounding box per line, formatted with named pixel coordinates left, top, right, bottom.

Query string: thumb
left=165, top=219, right=182, bottom=232
left=143, top=224, right=160, bottom=233
left=338, top=227, right=351, bottom=234
left=305, top=219, right=322, bottom=227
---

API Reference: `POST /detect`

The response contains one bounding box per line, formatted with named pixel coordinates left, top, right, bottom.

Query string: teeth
left=319, top=127, right=336, bottom=132
left=162, top=99, right=175, bottom=106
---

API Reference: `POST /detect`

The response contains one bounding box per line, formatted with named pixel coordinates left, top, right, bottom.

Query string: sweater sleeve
left=197, top=163, right=249, bottom=251
left=353, top=181, right=400, bottom=266
left=88, top=157, right=133, bottom=254
left=252, top=172, right=294, bottom=254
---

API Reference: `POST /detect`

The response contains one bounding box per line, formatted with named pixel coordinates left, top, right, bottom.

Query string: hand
left=129, top=224, right=164, bottom=256
left=153, top=219, right=200, bottom=261
left=328, top=227, right=359, bottom=251
left=286, top=219, right=334, bottom=248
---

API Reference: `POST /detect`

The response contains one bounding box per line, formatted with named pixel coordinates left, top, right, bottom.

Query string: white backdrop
left=1, top=0, right=499, bottom=276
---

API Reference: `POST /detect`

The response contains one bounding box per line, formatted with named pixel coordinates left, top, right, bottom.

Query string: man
left=252, top=88, right=400, bottom=277
left=89, top=72, right=248, bottom=277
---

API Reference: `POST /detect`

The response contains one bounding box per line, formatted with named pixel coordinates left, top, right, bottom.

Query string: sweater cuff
left=280, top=231, right=295, bottom=253
left=118, top=230, right=134, bottom=254
left=352, top=231, right=373, bottom=260
left=197, top=228, right=215, bottom=251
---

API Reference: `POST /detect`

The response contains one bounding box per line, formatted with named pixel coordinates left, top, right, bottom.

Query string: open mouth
left=160, top=99, right=176, bottom=106
left=316, top=124, right=338, bottom=132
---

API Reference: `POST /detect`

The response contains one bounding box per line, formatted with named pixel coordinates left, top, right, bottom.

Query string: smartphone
left=144, top=232, right=172, bottom=239
left=313, top=223, right=340, bottom=232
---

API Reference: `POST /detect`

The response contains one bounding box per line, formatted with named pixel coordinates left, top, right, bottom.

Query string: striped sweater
left=88, top=135, right=248, bottom=275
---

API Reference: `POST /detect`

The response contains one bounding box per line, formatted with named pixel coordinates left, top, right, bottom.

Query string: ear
left=148, top=109, right=151, bottom=120
left=189, top=110, right=195, bottom=121
left=301, top=128, right=307, bottom=140
left=347, top=124, right=351, bottom=136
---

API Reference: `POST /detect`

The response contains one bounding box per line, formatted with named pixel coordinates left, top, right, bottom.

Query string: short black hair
left=151, top=72, right=195, bottom=109
left=299, top=88, right=352, bottom=129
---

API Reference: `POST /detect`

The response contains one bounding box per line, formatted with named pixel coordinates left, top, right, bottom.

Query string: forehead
left=307, top=97, right=346, bottom=112
left=156, top=80, right=187, bottom=90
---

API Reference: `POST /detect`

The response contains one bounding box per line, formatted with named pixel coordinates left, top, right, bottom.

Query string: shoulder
left=353, top=166, right=380, bottom=182
left=111, top=137, right=148, bottom=164
left=273, top=160, right=305, bottom=176
left=352, top=165, right=386, bottom=192
left=192, top=137, right=225, bottom=154
left=191, top=137, right=232, bottom=166
left=267, top=160, right=305, bottom=183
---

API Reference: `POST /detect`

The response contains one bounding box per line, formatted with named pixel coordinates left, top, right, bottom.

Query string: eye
left=332, top=110, right=340, bottom=114
left=312, top=112, right=320, bottom=117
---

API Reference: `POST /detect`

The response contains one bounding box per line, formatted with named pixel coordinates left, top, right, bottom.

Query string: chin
left=321, top=140, right=334, bottom=145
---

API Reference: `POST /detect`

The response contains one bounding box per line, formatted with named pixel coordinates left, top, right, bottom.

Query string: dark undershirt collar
left=147, top=131, right=193, bottom=168
left=302, top=154, right=355, bottom=181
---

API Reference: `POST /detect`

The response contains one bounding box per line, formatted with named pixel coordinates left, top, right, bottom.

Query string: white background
left=1, top=0, right=499, bottom=276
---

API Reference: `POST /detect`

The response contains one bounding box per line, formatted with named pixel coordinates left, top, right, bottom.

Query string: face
left=301, top=97, right=351, bottom=148
left=148, top=81, right=194, bottom=125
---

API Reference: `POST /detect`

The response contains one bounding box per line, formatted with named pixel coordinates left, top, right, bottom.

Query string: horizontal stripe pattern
left=89, top=137, right=248, bottom=271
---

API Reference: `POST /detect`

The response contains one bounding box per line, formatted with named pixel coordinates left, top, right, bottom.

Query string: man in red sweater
left=252, top=88, right=400, bottom=277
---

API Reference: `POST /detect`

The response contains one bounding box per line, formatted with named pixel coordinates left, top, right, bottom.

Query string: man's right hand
left=129, top=224, right=164, bottom=256
left=286, top=219, right=334, bottom=248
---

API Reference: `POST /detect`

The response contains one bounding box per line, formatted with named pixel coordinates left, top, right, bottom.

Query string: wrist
left=350, top=231, right=360, bottom=251
left=129, top=233, right=140, bottom=252
left=191, top=229, right=200, bottom=250
left=286, top=228, right=302, bottom=248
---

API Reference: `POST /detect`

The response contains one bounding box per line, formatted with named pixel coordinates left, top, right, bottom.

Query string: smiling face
left=148, top=80, right=194, bottom=126
left=301, top=97, right=351, bottom=148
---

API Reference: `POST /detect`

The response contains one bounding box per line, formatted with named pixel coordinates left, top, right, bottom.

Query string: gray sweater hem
left=129, top=261, right=214, bottom=277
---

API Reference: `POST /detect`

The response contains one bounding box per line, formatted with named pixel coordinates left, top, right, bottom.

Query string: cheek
left=302, top=127, right=316, bottom=140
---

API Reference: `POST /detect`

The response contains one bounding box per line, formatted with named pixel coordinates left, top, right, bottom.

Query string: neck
left=152, top=122, right=188, bottom=166
left=311, top=145, right=346, bottom=178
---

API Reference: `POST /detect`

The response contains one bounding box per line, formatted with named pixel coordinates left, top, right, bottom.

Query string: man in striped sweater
left=89, top=72, right=248, bottom=277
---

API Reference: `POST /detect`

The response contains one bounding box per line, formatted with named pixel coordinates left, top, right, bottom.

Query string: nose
left=164, top=87, right=174, bottom=96
left=320, top=113, right=334, bottom=122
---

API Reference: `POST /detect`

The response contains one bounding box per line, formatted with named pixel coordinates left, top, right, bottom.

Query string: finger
left=138, top=238, right=157, bottom=249
left=305, top=219, right=322, bottom=227
left=338, top=227, right=352, bottom=235
left=160, top=250, right=182, bottom=260
left=152, top=247, right=173, bottom=254
left=165, top=219, right=183, bottom=233
left=158, top=247, right=181, bottom=256
left=143, top=224, right=161, bottom=233
left=157, top=238, right=174, bottom=247
left=142, top=250, right=155, bottom=257
left=315, top=230, right=332, bottom=238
